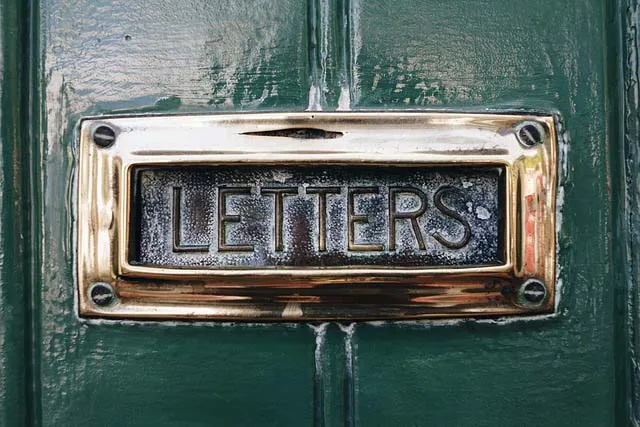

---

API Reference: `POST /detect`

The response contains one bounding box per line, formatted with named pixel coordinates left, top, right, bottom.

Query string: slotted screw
left=516, top=121, right=545, bottom=147
left=520, top=279, right=547, bottom=305
left=89, top=282, right=117, bottom=307
left=92, top=125, right=116, bottom=148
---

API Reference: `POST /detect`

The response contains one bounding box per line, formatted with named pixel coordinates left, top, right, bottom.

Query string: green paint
left=40, top=324, right=315, bottom=427
left=348, top=1, right=616, bottom=426
left=0, top=0, right=29, bottom=426
left=0, top=0, right=636, bottom=425
left=616, top=0, right=640, bottom=424
left=312, top=324, right=351, bottom=427
left=34, top=2, right=315, bottom=426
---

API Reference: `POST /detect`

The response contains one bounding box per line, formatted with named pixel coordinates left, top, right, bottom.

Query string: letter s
left=433, top=186, right=471, bottom=249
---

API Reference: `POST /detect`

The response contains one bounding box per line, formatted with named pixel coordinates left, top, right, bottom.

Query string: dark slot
left=241, top=127, right=343, bottom=139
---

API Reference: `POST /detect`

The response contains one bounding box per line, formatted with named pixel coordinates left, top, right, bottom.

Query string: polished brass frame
left=77, top=112, right=557, bottom=320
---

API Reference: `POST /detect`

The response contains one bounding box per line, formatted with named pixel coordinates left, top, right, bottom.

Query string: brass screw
left=92, top=124, right=116, bottom=148
left=89, top=282, right=117, bottom=307
left=516, top=121, right=545, bottom=147
left=519, top=279, right=547, bottom=305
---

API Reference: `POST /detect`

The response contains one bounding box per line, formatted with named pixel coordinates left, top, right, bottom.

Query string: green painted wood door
left=0, top=0, right=638, bottom=426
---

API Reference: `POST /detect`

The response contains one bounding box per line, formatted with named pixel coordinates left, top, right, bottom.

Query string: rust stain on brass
left=77, top=112, right=557, bottom=321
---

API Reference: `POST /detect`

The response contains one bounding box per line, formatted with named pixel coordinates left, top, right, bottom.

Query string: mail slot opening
left=127, top=165, right=506, bottom=270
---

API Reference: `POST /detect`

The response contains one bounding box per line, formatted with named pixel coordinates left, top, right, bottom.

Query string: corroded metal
left=77, top=112, right=557, bottom=320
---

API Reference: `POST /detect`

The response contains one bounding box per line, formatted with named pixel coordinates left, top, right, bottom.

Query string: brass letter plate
left=78, top=113, right=557, bottom=320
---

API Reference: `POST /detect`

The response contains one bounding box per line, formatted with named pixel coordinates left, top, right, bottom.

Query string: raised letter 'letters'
left=433, top=186, right=472, bottom=249
left=388, top=187, right=428, bottom=251
left=218, top=187, right=254, bottom=252
left=172, top=187, right=209, bottom=253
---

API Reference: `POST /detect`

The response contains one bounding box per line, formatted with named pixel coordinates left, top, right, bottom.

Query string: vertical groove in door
left=312, top=324, right=327, bottom=426
left=306, top=2, right=362, bottom=423
left=336, top=2, right=360, bottom=423
left=341, top=323, right=357, bottom=427
left=307, top=0, right=329, bottom=110
left=616, top=0, right=640, bottom=424
left=336, top=0, right=360, bottom=110
left=0, top=0, right=28, bottom=425
left=312, top=324, right=349, bottom=427
left=24, top=0, right=41, bottom=424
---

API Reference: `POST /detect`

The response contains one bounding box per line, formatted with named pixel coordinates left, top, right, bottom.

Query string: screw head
left=516, top=121, right=545, bottom=147
left=89, top=282, right=117, bottom=307
left=519, top=279, right=547, bottom=305
left=92, top=125, right=116, bottom=148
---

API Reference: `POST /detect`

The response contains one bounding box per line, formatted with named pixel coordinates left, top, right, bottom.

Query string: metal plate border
left=77, top=112, right=557, bottom=321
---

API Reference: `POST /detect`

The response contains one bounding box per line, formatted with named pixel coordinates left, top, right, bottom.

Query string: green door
left=0, top=0, right=637, bottom=426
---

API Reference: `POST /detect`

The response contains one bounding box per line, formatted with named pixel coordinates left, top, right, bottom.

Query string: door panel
left=40, top=326, right=314, bottom=426
left=351, top=1, right=614, bottom=426
left=36, top=1, right=315, bottom=426
left=0, top=1, right=28, bottom=426
left=0, top=0, right=631, bottom=426
left=354, top=323, right=611, bottom=426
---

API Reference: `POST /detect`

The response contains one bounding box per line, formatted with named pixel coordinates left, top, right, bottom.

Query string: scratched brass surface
left=77, top=112, right=557, bottom=320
